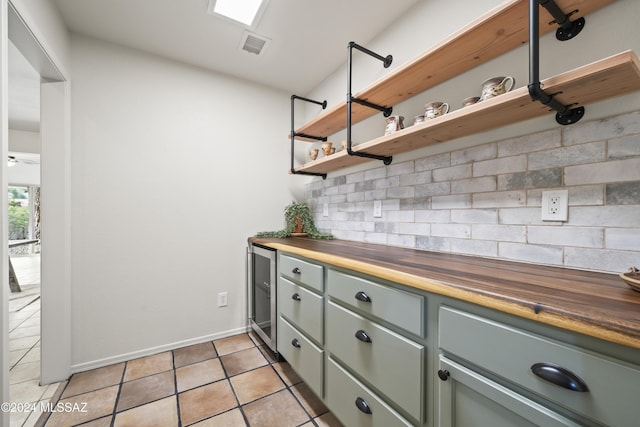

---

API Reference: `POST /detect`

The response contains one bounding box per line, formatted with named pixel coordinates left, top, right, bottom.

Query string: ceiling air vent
left=240, top=31, right=270, bottom=55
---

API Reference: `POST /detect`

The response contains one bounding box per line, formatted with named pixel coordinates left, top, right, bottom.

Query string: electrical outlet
left=217, top=292, right=228, bottom=307
left=541, top=190, right=568, bottom=221
left=323, top=203, right=329, bottom=217
left=373, top=200, right=382, bottom=218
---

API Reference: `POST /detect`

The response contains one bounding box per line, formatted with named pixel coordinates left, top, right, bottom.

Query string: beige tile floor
left=39, top=333, right=342, bottom=426
left=9, top=254, right=61, bottom=427
left=8, top=254, right=342, bottom=426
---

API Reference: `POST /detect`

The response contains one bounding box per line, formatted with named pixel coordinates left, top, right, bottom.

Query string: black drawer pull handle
left=292, top=267, right=301, bottom=274
left=291, top=338, right=301, bottom=348
left=355, top=291, right=371, bottom=303
left=355, top=397, right=372, bottom=414
left=437, top=369, right=450, bottom=381
left=355, top=330, right=372, bottom=343
left=531, top=363, right=589, bottom=392
left=291, top=293, right=301, bottom=301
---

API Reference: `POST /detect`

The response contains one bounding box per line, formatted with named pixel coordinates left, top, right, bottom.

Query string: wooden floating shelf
left=292, top=0, right=617, bottom=142
left=294, top=50, right=640, bottom=174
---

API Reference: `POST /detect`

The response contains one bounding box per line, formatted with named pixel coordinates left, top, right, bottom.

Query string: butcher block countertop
left=250, top=237, right=640, bottom=351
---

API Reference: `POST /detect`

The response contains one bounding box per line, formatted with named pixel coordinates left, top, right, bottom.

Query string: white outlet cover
left=541, top=190, right=568, bottom=221
left=373, top=200, right=382, bottom=218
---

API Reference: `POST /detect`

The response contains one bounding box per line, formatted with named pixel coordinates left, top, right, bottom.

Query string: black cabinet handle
left=355, top=397, right=372, bottom=414
left=291, top=293, right=301, bottom=301
left=355, top=291, right=371, bottom=303
left=355, top=330, right=372, bottom=343
left=292, top=267, right=301, bottom=274
left=291, top=338, right=301, bottom=348
left=437, top=369, right=450, bottom=381
left=531, top=363, right=589, bottom=392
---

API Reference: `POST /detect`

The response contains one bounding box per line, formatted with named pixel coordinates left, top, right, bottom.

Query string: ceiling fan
left=7, top=154, right=39, bottom=167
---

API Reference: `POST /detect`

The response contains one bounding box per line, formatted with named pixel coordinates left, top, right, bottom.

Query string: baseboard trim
left=70, top=325, right=250, bottom=374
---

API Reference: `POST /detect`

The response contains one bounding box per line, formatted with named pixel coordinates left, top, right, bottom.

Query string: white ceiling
left=9, top=0, right=423, bottom=132
left=53, top=0, right=421, bottom=93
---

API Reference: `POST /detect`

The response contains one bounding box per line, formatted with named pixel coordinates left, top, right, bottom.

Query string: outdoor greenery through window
left=8, top=186, right=30, bottom=240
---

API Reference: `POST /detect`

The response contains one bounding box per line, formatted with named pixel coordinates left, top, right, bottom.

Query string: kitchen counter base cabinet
left=438, top=356, right=582, bottom=427
left=439, top=306, right=640, bottom=427
left=327, top=269, right=425, bottom=337
left=278, top=277, right=324, bottom=345
left=326, top=301, right=425, bottom=422
left=277, top=316, right=324, bottom=398
left=327, top=357, right=413, bottom=427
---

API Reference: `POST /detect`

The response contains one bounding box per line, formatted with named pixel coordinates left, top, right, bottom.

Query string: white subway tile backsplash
left=528, top=226, right=603, bottom=248
left=451, top=176, right=496, bottom=194
left=309, top=112, right=640, bottom=273
left=416, top=153, right=450, bottom=171
left=498, top=129, right=561, bottom=157
left=563, top=111, right=640, bottom=146
left=433, top=164, right=472, bottom=182
left=473, top=155, right=527, bottom=177
left=432, top=194, right=471, bottom=210
left=528, top=141, right=606, bottom=170
left=565, top=158, right=640, bottom=185
left=451, top=143, right=496, bottom=165
left=608, top=134, right=640, bottom=160
left=451, top=209, right=497, bottom=224
left=399, top=171, right=431, bottom=186
left=451, top=239, right=498, bottom=257
left=472, top=191, right=526, bottom=208
left=432, top=223, right=471, bottom=239
left=570, top=206, right=640, bottom=228
left=472, top=224, right=526, bottom=243
left=499, top=242, right=563, bottom=266
left=605, top=228, right=640, bottom=251
left=564, top=247, right=638, bottom=273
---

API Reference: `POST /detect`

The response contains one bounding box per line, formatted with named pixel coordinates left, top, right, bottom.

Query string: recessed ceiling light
left=208, top=0, right=267, bottom=27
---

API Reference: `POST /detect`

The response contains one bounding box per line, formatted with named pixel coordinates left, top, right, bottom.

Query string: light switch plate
left=541, top=190, right=568, bottom=221
left=373, top=200, right=382, bottom=218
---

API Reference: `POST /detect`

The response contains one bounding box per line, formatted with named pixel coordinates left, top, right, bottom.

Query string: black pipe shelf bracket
left=347, top=42, right=394, bottom=165
left=528, top=0, right=585, bottom=125
left=290, top=94, right=328, bottom=179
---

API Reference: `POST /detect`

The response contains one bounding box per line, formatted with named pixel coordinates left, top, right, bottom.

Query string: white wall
left=68, top=35, right=302, bottom=369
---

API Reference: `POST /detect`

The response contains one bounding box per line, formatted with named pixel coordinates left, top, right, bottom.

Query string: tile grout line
left=171, top=349, right=183, bottom=427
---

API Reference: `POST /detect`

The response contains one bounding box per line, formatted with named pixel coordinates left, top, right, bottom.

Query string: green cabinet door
left=438, top=356, right=582, bottom=427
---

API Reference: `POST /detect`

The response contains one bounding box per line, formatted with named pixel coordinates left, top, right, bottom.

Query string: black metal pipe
left=539, top=0, right=571, bottom=29
left=538, top=0, right=584, bottom=40
left=349, top=41, right=393, bottom=68
left=528, top=0, right=584, bottom=125
left=290, top=95, right=327, bottom=179
left=346, top=42, right=393, bottom=165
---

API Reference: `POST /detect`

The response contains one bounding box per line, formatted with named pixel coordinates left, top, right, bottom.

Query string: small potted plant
left=257, top=201, right=334, bottom=239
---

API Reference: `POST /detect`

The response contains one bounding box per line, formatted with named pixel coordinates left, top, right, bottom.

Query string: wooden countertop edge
left=264, top=242, right=640, bottom=350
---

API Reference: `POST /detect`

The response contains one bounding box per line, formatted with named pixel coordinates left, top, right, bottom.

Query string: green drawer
left=277, top=316, right=324, bottom=398
left=327, top=357, right=412, bottom=427
left=439, top=306, right=640, bottom=427
left=328, top=269, right=424, bottom=337
left=326, top=302, right=424, bottom=421
left=278, top=277, right=323, bottom=344
left=280, top=254, right=324, bottom=293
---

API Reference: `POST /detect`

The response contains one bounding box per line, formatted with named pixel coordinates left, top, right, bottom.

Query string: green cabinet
left=273, top=250, right=640, bottom=427
left=437, top=356, right=581, bottom=427
left=276, top=253, right=325, bottom=398
left=438, top=306, right=640, bottom=427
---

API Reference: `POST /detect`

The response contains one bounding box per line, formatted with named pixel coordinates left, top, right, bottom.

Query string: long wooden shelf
left=292, top=0, right=616, bottom=142
left=295, top=50, right=640, bottom=174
